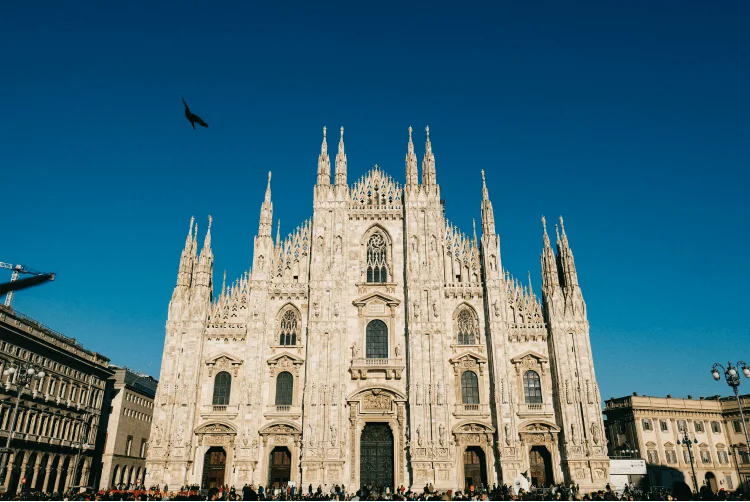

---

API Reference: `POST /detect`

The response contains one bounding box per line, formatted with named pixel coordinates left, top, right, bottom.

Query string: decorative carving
left=432, top=301, right=439, bottom=319
left=413, top=299, right=420, bottom=319
left=363, top=391, right=391, bottom=410
left=493, top=300, right=500, bottom=318
left=330, top=424, right=337, bottom=446
left=436, top=382, right=443, bottom=405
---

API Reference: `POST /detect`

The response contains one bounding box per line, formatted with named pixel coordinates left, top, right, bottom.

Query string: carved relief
left=363, top=391, right=391, bottom=410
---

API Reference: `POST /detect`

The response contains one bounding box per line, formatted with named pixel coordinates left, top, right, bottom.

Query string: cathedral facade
left=144, top=127, right=610, bottom=492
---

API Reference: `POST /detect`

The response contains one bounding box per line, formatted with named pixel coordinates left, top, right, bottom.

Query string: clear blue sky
left=2, top=1, right=748, bottom=400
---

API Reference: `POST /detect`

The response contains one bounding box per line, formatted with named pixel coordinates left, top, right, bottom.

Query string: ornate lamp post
left=676, top=429, right=699, bottom=494
left=711, top=361, right=750, bottom=448
left=0, top=362, right=45, bottom=490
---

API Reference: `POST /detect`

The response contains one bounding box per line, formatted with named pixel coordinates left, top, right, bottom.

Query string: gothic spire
left=540, top=216, right=560, bottom=289
left=317, top=126, right=331, bottom=185
left=176, top=216, right=196, bottom=287
left=405, top=125, right=419, bottom=186
left=335, top=126, right=347, bottom=186
left=258, top=172, right=273, bottom=238
left=556, top=216, right=580, bottom=288
left=221, top=270, right=226, bottom=297
left=472, top=218, right=478, bottom=245
left=421, top=126, right=436, bottom=186
left=199, top=215, right=213, bottom=262
left=480, top=169, right=496, bottom=235
left=275, top=219, right=281, bottom=248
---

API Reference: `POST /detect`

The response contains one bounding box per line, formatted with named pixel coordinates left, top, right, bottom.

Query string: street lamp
left=676, top=429, right=699, bottom=494
left=0, top=362, right=45, bottom=490
left=711, top=362, right=750, bottom=467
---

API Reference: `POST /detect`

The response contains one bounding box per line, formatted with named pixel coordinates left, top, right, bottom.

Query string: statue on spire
left=317, top=126, right=331, bottom=185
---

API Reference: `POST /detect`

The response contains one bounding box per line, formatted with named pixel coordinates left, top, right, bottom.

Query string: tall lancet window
left=275, top=372, right=293, bottom=406
left=456, top=308, right=478, bottom=345
left=366, top=233, right=388, bottom=283
left=461, top=371, right=480, bottom=404
left=365, top=320, right=388, bottom=359
left=523, top=370, right=543, bottom=404
left=278, top=309, right=299, bottom=346
left=212, top=371, right=232, bottom=406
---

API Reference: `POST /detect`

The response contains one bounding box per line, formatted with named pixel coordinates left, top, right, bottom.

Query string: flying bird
left=182, top=96, right=209, bottom=129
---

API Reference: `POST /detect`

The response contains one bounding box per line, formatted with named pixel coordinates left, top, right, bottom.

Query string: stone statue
left=416, top=425, right=423, bottom=446
left=439, top=424, right=445, bottom=446
left=351, top=342, right=359, bottom=358
left=570, top=424, right=577, bottom=444
left=493, top=300, right=501, bottom=318
left=395, top=343, right=402, bottom=357
left=413, top=300, right=420, bottom=319
left=330, top=424, right=337, bottom=446
left=333, top=301, right=340, bottom=317
left=504, top=424, right=511, bottom=445
left=591, top=423, right=600, bottom=445
left=432, top=301, right=439, bottom=319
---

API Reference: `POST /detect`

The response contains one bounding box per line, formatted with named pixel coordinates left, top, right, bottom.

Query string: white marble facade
left=144, top=126, right=610, bottom=492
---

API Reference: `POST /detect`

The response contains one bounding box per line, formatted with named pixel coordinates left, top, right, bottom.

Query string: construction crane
left=0, top=262, right=55, bottom=308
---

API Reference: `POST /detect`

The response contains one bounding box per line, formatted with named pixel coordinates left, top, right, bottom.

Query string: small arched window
left=523, top=370, right=542, bottom=404
left=461, top=371, right=480, bottom=405
left=456, top=308, right=478, bottom=345
left=366, top=233, right=388, bottom=283
left=278, top=309, right=298, bottom=346
left=275, top=371, right=293, bottom=406
left=212, top=371, right=232, bottom=406
left=366, top=319, right=388, bottom=359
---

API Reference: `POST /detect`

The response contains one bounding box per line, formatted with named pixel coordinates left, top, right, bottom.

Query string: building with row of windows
left=603, top=393, right=750, bottom=493
left=96, top=365, right=158, bottom=491
left=0, top=306, right=113, bottom=494
left=146, top=127, right=610, bottom=492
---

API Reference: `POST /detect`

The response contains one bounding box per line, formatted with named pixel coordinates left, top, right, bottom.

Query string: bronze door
left=202, top=447, right=226, bottom=489
left=360, top=423, right=394, bottom=489
left=529, top=446, right=553, bottom=487
left=463, top=447, right=487, bottom=490
left=269, top=447, right=291, bottom=489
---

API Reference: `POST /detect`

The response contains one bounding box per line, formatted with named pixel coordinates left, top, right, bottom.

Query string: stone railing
left=350, top=357, right=405, bottom=380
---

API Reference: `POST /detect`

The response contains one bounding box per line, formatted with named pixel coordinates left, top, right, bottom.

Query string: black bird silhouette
left=182, top=96, right=209, bottom=129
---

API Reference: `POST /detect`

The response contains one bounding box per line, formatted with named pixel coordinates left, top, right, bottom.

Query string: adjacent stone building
left=97, top=366, right=158, bottom=490
left=604, top=393, right=750, bottom=492
left=0, top=306, right=112, bottom=494
left=145, top=127, right=610, bottom=492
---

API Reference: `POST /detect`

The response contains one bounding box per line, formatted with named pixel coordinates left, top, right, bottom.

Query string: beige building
left=146, top=127, right=610, bottom=492
left=604, top=394, right=750, bottom=493
left=0, top=306, right=112, bottom=494
left=97, top=366, right=158, bottom=490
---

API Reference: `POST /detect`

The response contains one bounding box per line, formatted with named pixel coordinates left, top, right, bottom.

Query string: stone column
left=63, top=462, right=74, bottom=492
left=16, top=460, right=29, bottom=493
left=42, top=466, right=52, bottom=494
left=81, top=457, right=91, bottom=487
left=30, top=454, right=43, bottom=491
left=53, top=461, right=64, bottom=493
left=2, top=452, right=15, bottom=492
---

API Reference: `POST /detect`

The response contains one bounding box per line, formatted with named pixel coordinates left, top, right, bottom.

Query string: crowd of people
left=0, top=481, right=748, bottom=501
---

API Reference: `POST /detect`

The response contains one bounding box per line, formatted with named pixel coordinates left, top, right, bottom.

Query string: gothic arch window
left=456, top=307, right=479, bottom=345
left=366, top=233, right=388, bottom=283
left=278, top=308, right=299, bottom=346
left=275, top=371, right=293, bottom=406
left=461, top=370, right=480, bottom=404
left=212, top=371, right=232, bottom=406
left=366, top=319, right=388, bottom=359
left=523, top=370, right=542, bottom=404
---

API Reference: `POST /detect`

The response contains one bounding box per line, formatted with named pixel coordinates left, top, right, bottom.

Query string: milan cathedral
left=145, top=126, right=610, bottom=492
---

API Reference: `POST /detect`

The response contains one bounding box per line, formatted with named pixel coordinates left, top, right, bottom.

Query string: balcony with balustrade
left=453, top=403, right=490, bottom=418
left=200, top=404, right=239, bottom=419
left=517, top=402, right=553, bottom=418
left=350, top=357, right=405, bottom=380
left=263, top=404, right=301, bottom=420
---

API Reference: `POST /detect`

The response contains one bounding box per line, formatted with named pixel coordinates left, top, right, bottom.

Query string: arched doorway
left=705, top=472, right=718, bottom=493
left=463, top=446, right=487, bottom=491
left=360, top=423, right=394, bottom=490
left=201, top=447, right=226, bottom=490
left=529, top=446, right=553, bottom=488
left=46, top=456, right=59, bottom=493
left=268, top=447, right=291, bottom=489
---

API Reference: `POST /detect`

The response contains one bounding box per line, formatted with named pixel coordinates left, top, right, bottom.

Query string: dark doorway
left=705, top=472, right=717, bottom=493
left=529, top=446, right=553, bottom=488
left=463, top=446, right=487, bottom=491
left=360, top=423, right=394, bottom=490
left=269, top=447, right=291, bottom=489
left=46, top=456, right=59, bottom=493
left=201, top=447, right=226, bottom=490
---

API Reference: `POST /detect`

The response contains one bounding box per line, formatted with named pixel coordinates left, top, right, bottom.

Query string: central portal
left=269, top=447, right=292, bottom=489
left=202, top=447, right=226, bottom=490
left=360, top=423, right=394, bottom=490
left=529, top=446, right=553, bottom=488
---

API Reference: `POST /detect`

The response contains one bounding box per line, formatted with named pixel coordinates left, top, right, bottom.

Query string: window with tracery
left=366, top=319, right=388, bottom=359
left=523, top=370, right=542, bottom=404
left=456, top=308, right=478, bottom=345
left=278, top=309, right=298, bottom=346
left=366, top=233, right=388, bottom=283
left=275, top=371, right=293, bottom=406
left=212, top=371, right=231, bottom=405
left=461, top=371, right=480, bottom=404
